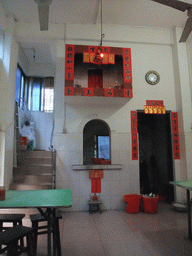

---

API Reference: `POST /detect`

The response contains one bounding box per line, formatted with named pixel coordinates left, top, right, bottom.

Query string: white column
left=172, top=27, right=192, bottom=203
left=53, top=40, right=65, bottom=135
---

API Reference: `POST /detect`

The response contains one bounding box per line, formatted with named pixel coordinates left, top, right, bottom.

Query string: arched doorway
left=83, top=119, right=110, bottom=165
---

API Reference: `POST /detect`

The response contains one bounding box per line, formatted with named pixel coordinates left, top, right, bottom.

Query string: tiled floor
left=21, top=202, right=192, bottom=256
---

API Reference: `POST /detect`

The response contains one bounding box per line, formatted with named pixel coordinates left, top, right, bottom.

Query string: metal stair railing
left=49, top=146, right=56, bottom=189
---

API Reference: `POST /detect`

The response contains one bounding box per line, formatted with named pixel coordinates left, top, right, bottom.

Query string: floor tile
left=24, top=202, right=192, bottom=256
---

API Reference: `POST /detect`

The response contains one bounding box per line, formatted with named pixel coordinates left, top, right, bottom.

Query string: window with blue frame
left=15, top=65, right=54, bottom=112
left=98, top=136, right=110, bottom=159
left=15, top=65, right=25, bottom=108
left=15, top=66, right=21, bottom=104
left=32, top=78, right=43, bottom=111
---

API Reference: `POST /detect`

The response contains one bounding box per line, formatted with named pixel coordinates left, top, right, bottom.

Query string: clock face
left=145, top=71, right=160, bottom=85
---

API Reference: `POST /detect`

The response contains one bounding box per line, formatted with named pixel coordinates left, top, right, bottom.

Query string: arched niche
left=83, top=119, right=111, bottom=165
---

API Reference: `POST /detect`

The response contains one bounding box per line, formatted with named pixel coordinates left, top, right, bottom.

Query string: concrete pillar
left=172, top=27, right=192, bottom=203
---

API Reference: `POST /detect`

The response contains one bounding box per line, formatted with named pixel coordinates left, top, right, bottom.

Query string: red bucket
left=142, top=196, right=158, bottom=214
left=123, top=194, right=141, bottom=214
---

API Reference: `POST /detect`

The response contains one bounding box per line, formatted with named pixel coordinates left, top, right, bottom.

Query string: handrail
left=49, top=146, right=56, bottom=189
left=50, top=117, right=55, bottom=148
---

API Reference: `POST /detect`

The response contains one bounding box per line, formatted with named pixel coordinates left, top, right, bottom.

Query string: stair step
left=13, top=166, right=52, bottom=175
left=9, top=184, right=52, bottom=190
left=11, top=150, right=54, bottom=191
left=20, top=150, right=52, bottom=158
left=13, top=175, right=53, bottom=185
left=20, top=157, right=52, bottom=165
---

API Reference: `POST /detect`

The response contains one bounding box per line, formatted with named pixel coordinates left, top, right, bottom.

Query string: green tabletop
left=170, top=181, right=192, bottom=190
left=0, top=189, right=72, bottom=208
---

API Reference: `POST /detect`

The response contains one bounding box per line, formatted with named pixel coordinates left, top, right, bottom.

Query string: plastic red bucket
left=123, top=194, right=141, bottom=214
left=142, top=196, right=158, bottom=214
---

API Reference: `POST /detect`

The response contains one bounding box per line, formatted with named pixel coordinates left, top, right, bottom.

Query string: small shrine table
left=88, top=199, right=102, bottom=214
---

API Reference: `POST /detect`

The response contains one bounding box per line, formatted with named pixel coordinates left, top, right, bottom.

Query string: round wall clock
left=145, top=71, right=160, bottom=85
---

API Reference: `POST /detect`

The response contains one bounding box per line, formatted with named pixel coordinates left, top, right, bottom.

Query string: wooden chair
left=29, top=213, right=62, bottom=256
left=0, top=225, right=34, bottom=256
left=0, top=214, right=25, bottom=248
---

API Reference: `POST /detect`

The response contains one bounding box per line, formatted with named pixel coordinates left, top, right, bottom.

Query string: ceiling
left=0, top=0, right=191, bottom=65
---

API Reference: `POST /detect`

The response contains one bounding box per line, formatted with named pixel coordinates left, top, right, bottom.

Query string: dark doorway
left=88, top=69, right=103, bottom=88
left=137, top=111, right=174, bottom=203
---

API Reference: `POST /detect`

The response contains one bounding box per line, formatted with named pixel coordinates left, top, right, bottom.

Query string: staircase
left=10, top=150, right=54, bottom=190
left=0, top=150, right=55, bottom=216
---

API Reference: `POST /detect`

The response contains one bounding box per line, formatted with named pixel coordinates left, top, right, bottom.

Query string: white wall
left=0, top=12, right=19, bottom=189
left=0, top=3, right=191, bottom=208
left=52, top=24, right=184, bottom=211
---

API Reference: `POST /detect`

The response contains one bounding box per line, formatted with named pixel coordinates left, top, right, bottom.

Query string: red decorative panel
left=123, top=48, right=132, bottom=84
left=89, top=170, right=103, bottom=179
left=65, top=45, right=74, bottom=81
left=109, top=53, right=115, bottom=64
left=65, top=87, right=74, bottom=96
left=89, top=170, right=103, bottom=193
left=93, top=88, right=104, bottom=96
left=84, top=88, right=94, bottom=96
left=83, top=52, right=89, bottom=63
left=131, top=111, right=138, bottom=160
left=114, top=88, right=124, bottom=97
left=144, top=100, right=166, bottom=114
left=124, top=89, right=132, bottom=98
left=146, top=100, right=164, bottom=106
left=65, top=44, right=133, bottom=96
left=171, top=112, right=180, bottom=159
left=104, top=88, right=114, bottom=97
left=91, top=178, right=101, bottom=193
left=83, top=46, right=115, bottom=65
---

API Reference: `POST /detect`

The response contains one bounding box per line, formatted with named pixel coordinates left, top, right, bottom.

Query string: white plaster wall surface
left=4, top=123, right=14, bottom=189
left=30, top=112, right=54, bottom=150
left=23, top=24, right=175, bottom=211
left=0, top=7, right=186, bottom=209
left=28, top=63, right=55, bottom=77
left=129, top=44, right=176, bottom=111
left=0, top=16, right=19, bottom=189
left=18, top=44, right=29, bottom=75
left=55, top=128, right=139, bottom=211
left=0, top=131, right=5, bottom=186
left=54, top=36, right=178, bottom=211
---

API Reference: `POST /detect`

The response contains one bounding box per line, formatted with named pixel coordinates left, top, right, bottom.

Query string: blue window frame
left=15, top=67, right=21, bottom=104
left=15, top=65, right=25, bottom=108
left=15, top=67, right=54, bottom=112
left=32, top=78, right=42, bottom=111
left=98, top=136, right=110, bottom=159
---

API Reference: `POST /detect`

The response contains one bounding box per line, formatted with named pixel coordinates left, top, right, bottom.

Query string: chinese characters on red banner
left=144, top=100, right=166, bottom=114
left=83, top=46, right=115, bottom=65
left=65, top=45, right=74, bottom=81
left=89, top=170, right=104, bottom=193
left=123, top=48, right=132, bottom=84
left=171, top=112, right=180, bottom=159
left=131, top=111, right=138, bottom=160
left=65, top=45, right=133, bottom=98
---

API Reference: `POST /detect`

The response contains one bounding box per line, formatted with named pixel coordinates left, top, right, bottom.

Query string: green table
left=0, top=189, right=72, bottom=256
left=170, top=181, right=192, bottom=240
